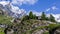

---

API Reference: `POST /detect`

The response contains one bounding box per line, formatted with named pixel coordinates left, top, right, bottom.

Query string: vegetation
left=23, top=11, right=56, bottom=22
left=0, top=10, right=59, bottom=34
left=29, top=11, right=33, bottom=19
left=0, top=28, right=5, bottom=34
left=29, top=11, right=36, bottom=19
left=49, top=14, right=56, bottom=22
left=0, top=15, right=13, bottom=25
left=41, top=12, right=47, bottom=20
left=43, top=31, right=49, bottom=34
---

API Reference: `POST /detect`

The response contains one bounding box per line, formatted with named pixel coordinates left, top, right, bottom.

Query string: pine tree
left=41, top=12, right=46, bottom=20
left=49, top=14, right=56, bottom=22
left=29, top=11, right=33, bottom=19
left=33, top=14, right=36, bottom=19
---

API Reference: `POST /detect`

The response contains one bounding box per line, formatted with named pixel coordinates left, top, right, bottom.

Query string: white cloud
left=32, top=11, right=42, bottom=16
left=46, top=14, right=50, bottom=17
left=46, top=8, right=50, bottom=11
left=0, top=0, right=38, bottom=6
left=0, top=1, right=10, bottom=6
left=11, top=0, right=38, bottom=6
left=46, top=6, right=58, bottom=12
left=51, top=14, right=60, bottom=22
left=51, top=6, right=58, bottom=10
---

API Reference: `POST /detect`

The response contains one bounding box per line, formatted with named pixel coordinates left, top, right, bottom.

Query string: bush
left=43, top=31, right=49, bottom=34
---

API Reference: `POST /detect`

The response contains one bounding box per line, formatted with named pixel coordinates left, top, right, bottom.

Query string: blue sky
left=19, top=0, right=60, bottom=14
left=20, top=0, right=57, bottom=11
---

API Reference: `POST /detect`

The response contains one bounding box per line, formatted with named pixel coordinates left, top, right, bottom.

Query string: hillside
left=0, top=0, right=60, bottom=34
left=20, top=19, right=57, bottom=34
left=20, top=19, right=60, bottom=34
left=0, top=15, right=13, bottom=25
left=0, top=11, right=59, bottom=34
left=0, top=14, right=59, bottom=34
left=0, top=5, right=59, bottom=34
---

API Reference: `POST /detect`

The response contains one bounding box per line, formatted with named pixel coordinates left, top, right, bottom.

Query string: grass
left=0, top=15, right=13, bottom=25
left=48, top=24, right=60, bottom=30
left=27, top=26, right=47, bottom=34
left=43, top=31, right=49, bottom=34
left=27, top=24, right=60, bottom=34
left=0, top=15, right=13, bottom=34
left=0, top=28, right=5, bottom=34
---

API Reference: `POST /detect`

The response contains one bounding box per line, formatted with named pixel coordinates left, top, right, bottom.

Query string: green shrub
left=43, top=31, right=49, bottom=34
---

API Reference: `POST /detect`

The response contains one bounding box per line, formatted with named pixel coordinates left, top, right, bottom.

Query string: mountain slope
left=0, top=1, right=26, bottom=18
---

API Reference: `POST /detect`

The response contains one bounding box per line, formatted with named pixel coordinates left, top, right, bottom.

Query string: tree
left=22, top=15, right=29, bottom=21
left=41, top=12, right=46, bottom=20
left=49, top=14, right=56, bottom=22
left=46, top=17, right=49, bottom=20
left=33, top=14, right=36, bottom=19
left=29, top=11, right=33, bottom=19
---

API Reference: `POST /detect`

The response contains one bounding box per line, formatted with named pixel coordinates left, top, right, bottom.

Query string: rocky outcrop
left=32, top=29, right=48, bottom=34
left=6, top=29, right=14, bottom=34
left=4, top=19, right=57, bottom=34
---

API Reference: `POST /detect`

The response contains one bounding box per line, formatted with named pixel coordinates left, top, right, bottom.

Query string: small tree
left=22, top=15, right=29, bottom=21
left=49, top=14, right=56, bottom=22
left=46, top=17, right=49, bottom=20
left=29, top=11, right=33, bottom=19
left=41, top=12, right=46, bottom=20
left=33, top=14, right=36, bottom=19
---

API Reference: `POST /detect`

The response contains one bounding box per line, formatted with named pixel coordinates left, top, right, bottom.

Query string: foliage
left=49, top=14, right=56, bottom=22
left=0, top=15, right=13, bottom=25
left=0, top=28, right=5, bottom=34
left=33, top=14, right=36, bottom=19
left=29, top=11, right=37, bottom=19
left=0, top=10, right=58, bottom=34
left=22, top=11, right=37, bottom=21
left=43, top=31, right=49, bottom=34
left=22, top=15, right=29, bottom=21
left=45, top=17, right=49, bottom=20
left=48, top=24, right=60, bottom=30
left=41, top=12, right=46, bottom=20
left=29, top=11, right=33, bottom=19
